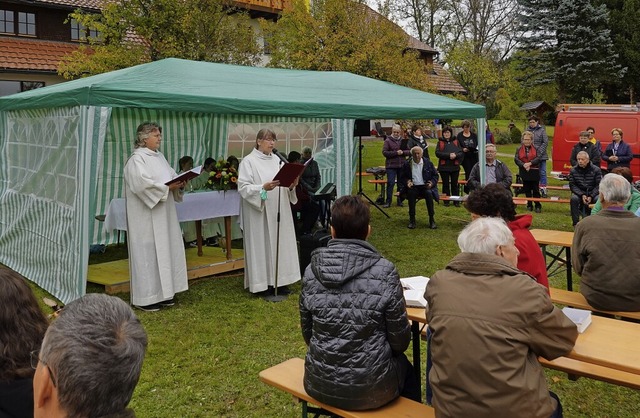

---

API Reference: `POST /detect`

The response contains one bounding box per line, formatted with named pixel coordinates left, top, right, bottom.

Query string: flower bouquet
left=205, top=159, right=238, bottom=191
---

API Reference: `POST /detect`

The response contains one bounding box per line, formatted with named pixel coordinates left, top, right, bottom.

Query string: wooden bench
left=259, top=358, right=435, bottom=418
left=550, top=288, right=640, bottom=321
left=539, top=356, right=640, bottom=390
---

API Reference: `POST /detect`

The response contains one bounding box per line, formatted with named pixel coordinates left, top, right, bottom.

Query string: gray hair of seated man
left=576, top=150, right=590, bottom=160
left=599, top=173, right=631, bottom=205
left=39, top=294, right=148, bottom=418
left=457, top=217, right=514, bottom=255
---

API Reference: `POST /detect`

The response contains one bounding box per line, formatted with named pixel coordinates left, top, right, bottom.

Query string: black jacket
left=406, top=134, right=430, bottom=160
left=435, top=137, right=464, bottom=172
left=569, top=163, right=602, bottom=199
left=570, top=142, right=601, bottom=167
left=398, top=157, right=440, bottom=200
left=300, top=239, right=410, bottom=410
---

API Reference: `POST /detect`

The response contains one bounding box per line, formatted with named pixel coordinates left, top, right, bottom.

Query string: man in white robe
left=238, top=129, right=301, bottom=295
left=123, top=122, right=188, bottom=311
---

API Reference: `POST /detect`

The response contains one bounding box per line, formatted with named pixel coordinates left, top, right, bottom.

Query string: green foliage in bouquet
left=205, top=159, right=238, bottom=191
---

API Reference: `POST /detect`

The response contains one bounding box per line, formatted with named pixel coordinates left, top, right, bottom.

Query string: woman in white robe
left=238, top=128, right=301, bottom=295
left=123, top=122, right=189, bottom=311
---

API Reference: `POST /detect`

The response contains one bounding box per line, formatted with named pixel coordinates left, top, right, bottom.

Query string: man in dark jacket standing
left=568, top=151, right=602, bottom=227
left=299, top=196, right=420, bottom=410
left=399, top=146, right=439, bottom=229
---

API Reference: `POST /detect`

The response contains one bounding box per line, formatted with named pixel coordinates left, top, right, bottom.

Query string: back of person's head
left=464, top=183, right=517, bottom=222
left=134, top=122, right=161, bottom=148
left=457, top=217, right=514, bottom=255
left=330, top=196, right=370, bottom=240
left=611, top=166, right=633, bottom=184
left=37, top=294, right=148, bottom=418
left=599, top=173, right=631, bottom=205
left=287, top=151, right=301, bottom=163
left=0, top=269, right=49, bottom=381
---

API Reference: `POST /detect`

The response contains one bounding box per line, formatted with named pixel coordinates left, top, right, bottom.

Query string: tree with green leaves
left=445, top=41, right=501, bottom=103
left=58, top=0, right=261, bottom=79
left=262, top=0, right=431, bottom=91
left=596, top=0, right=640, bottom=103
left=517, top=0, right=624, bottom=102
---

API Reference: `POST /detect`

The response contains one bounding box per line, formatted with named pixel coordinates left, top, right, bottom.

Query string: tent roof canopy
left=0, top=58, right=484, bottom=119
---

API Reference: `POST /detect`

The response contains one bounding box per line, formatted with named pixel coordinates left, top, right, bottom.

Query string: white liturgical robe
left=124, top=147, right=188, bottom=306
left=238, top=148, right=301, bottom=293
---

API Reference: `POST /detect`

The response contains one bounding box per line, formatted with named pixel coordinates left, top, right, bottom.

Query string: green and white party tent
left=0, top=58, right=485, bottom=303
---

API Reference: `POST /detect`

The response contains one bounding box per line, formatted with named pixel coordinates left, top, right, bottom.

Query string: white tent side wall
left=0, top=106, right=109, bottom=303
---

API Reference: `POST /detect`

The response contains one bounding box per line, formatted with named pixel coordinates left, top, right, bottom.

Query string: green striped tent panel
left=0, top=106, right=107, bottom=303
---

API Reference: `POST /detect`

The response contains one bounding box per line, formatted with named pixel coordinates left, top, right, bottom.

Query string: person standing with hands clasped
left=382, top=124, right=410, bottom=208
left=238, top=128, right=301, bottom=298
left=515, top=131, right=543, bottom=213
left=124, top=122, right=188, bottom=312
left=435, top=126, right=463, bottom=207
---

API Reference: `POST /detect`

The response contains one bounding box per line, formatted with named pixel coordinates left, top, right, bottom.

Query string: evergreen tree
left=516, top=0, right=624, bottom=102
left=597, top=0, right=640, bottom=102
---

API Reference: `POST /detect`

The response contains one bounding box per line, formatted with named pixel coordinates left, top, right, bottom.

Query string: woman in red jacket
left=464, top=183, right=549, bottom=291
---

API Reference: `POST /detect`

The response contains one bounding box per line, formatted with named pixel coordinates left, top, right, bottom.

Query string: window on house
left=70, top=18, right=100, bottom=42
left=18, top=12, right=35, bottom=36
left=0, top=80, right=45, bottom=97
left=0, top=10, right=15, bottom=34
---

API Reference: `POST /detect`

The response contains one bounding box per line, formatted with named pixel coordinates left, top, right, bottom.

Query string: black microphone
left=272, top=148, right=288, bottom=165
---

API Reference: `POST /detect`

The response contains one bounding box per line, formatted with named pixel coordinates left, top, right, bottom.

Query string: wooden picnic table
left=530, top=228, right=575, bottom=290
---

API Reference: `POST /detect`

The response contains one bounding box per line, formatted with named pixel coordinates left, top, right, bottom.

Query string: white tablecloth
left=104, top=190, right=241, bottom=232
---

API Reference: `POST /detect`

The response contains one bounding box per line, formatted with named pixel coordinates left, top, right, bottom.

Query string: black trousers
left=522, top=180, right=541, bottom=209
left=407, top=185, right=435, bottom=221
left=440, top=171, right=459, bottom=196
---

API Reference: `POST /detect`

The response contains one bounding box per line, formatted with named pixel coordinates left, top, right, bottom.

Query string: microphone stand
left=264, top=152, right=288, bottom=303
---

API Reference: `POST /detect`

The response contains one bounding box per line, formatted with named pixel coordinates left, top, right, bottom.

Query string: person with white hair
left=426, top=217, right=577, bottom=418
left=572, top=173, right=640, bottom=311
left=568, top=150, right=602, bottom=227
left=32, top=294, right=148, bottom=418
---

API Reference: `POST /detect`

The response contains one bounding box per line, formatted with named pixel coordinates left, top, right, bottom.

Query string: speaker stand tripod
left=356, top=135, right=389, bottom=218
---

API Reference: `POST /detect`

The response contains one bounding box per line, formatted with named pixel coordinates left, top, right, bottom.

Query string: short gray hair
left=457, top=217, right=514, bottom=255
left=134, top=122, right=161, bottom=149
left=40, top=294, right=148, bottom=418
left=576, top=150, right=590, bottom=160
left=599, top=173, right=630, bottom=205
left=302, top=146, right=313, bottom=155
left=485, top=143, right=497, bottom=151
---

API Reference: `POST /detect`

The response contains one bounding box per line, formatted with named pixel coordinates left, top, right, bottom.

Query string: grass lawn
left=23, top=129, right=640, bottom=417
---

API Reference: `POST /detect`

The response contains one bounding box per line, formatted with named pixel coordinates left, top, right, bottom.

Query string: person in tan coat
left=426, top=217, right=578, bottom=418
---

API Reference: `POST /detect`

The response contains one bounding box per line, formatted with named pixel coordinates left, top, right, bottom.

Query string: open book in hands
left=165, top=165, right=202, bottom=186
left=272, top=158, right=313, bottom=188
left=401, top=276, right=430, bottom=308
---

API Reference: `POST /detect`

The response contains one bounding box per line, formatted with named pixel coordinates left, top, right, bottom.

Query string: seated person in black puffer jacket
left=299, top=195, right=420, bottom=410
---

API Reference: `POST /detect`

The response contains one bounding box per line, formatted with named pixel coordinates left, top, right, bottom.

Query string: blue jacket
left=603, top=140, right=633, bottom=170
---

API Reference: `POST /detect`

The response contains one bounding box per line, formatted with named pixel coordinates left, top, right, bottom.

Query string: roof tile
left=0, top=37, right=80, bottom=72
